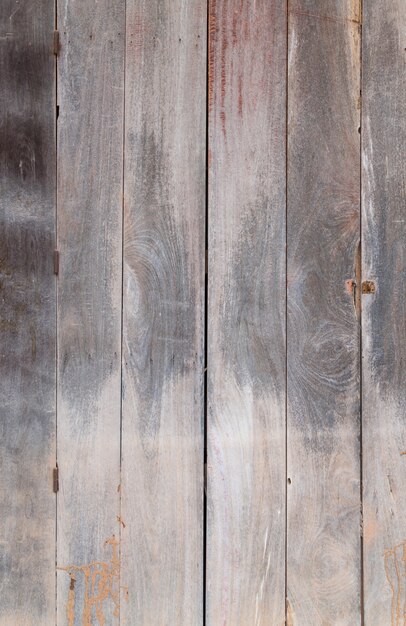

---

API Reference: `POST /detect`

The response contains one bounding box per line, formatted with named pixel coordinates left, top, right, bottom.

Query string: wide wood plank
left=361, top=1, right=406, bottom=623
left=207, top=1, right=287, bottom=623
left=56, top=2, right=124, bottom=623
left=287, top=1, right=362, bottom=623
left=0, top=1, right=56, bottom=624
left=121, top=1, right=206, bottom=623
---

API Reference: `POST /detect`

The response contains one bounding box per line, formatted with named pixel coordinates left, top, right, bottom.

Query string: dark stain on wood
left=124, top=128, right=196, bottom=454
left=2, top=43, right=52, bottom=95
left=0, top=118, right=46, bottom=185
left=220, top=202, right=285, bottom=394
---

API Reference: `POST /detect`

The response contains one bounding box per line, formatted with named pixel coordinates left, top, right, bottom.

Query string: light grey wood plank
left=121, top=1, right=206, bottom=623
left=361, top=1, right=406, bottom=623
left=287, top=2, right=362, bottom=623
left=0, top=1, right=56, bottom=624
left=56, top=2, right=124, bottom=624
left=207, top=1, right=287, bottom=623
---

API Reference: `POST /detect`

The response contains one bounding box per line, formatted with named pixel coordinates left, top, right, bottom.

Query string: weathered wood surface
left=287, top=1, right=362, bottom=623
left=361, top=0, right=406, bottom=623
left=207, top=1, right=286, bottom=623
left=121, top=1, right=206, bottom=623
left=56, top=2, right=124, bottom=624
left=0, top=1, right=56, bottom=624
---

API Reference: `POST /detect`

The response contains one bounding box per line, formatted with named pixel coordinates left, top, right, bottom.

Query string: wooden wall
left=0, top=1, right=404, bottom=624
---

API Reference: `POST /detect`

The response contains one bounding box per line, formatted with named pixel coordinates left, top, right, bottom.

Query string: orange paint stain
left=59, top=536, right=122, bottom=625
left=384, top=541, right=406, bottom=626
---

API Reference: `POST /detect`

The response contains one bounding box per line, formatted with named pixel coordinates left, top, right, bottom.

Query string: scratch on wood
left=384, top=541, right=406, bottom=626
left=116, top=515, right=126, bottom=528
left=59, top=536, right=121, bottom=625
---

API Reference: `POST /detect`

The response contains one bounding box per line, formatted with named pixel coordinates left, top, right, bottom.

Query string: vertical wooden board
left=0, top=2, right=56, bottom=624
left=56, top=2, right=124, bottom=624
left=121, top=1, right=206, bottom=623
left=361, top=1, right=406, bottom=623
left=207, top=1, right=286, bottom=624
left=287, top=1, right=361, bottom=623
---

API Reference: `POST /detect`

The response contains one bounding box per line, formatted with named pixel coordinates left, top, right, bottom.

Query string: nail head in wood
left=53, top=467, right=59, bottom=493
left=53, top=30, right=60, bottom=56
left=53, top=250, right=59, bottom=275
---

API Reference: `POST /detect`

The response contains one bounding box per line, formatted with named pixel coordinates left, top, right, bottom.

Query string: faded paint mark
left=286, top=598, right=294, bottom=625
left=384, top=541, right=406, bottom=626
left=289, top=8, right=360, bottom=25
left=59, top=536, right=121, bottom=625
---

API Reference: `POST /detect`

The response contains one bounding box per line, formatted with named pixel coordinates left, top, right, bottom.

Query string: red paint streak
left=208, top=0, right=217, bottom=113
left=238, top=74, right=243, bottom=117
left=231, top=10, right=238, bottom=46
left=127, top=11, right=145, bottom=60
left=220, top=0, right=229, bottom=135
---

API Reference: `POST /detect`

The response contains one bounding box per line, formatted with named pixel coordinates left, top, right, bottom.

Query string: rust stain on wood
left=362, top=280, right=376, bottom=294
left=59, top=536, right=121, bottom=625
left=345, top=278, right=355, bottom=294
left=384, top=541, right=406, bottom=626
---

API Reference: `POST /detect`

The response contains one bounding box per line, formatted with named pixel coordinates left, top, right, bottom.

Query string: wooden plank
left=207, top=1, right=286, bottom=623
left=361, top=1, right=406, bottom=623
left=286, top=1, right=362, bottom=623
left=56, top=2, right=124, bottom=624
left=0, top=1, right=56, bottom=624
left=121, top=1, right=206, bottom=623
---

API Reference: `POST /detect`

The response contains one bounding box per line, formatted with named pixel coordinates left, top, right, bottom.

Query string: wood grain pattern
left=361, top=0, right=406, bottom=623
left=0, top=1, right=56, bottom=624
left=207, top=1, right=286, bottom=623
left=287, top=1, right=362, bottom=623
left=121, top=1, right=206, bottom=623
left=56, top=2, right=124, bottom=624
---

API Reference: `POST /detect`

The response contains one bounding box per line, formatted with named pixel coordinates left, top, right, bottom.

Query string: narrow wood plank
left=207, top=1, right=286, bottom=623
left=56, top=3, right=124, bottom=624
left=121, top=1, right=206, bottom=623
left=0, top=1, right=56, bottom=624
left=287, top=1, right=362, bottom=623
left=361, top=1, right=406, bottom=623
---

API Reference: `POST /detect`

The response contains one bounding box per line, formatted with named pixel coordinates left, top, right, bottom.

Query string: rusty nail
left=362, top=280, right=376, bottom=294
